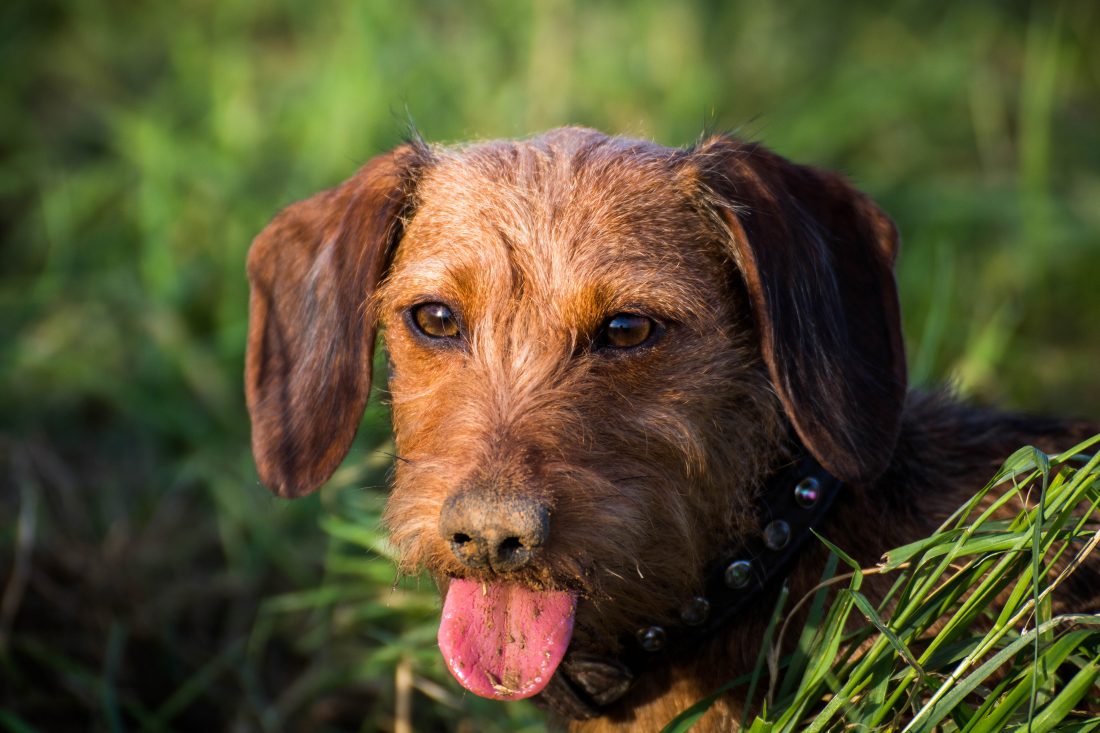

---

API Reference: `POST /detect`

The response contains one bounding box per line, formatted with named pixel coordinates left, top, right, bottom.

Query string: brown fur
left=245, top=127, right=1099, bottom=731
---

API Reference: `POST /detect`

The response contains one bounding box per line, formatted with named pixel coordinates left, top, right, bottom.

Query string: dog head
left=245, top=127, right=905, bottom=700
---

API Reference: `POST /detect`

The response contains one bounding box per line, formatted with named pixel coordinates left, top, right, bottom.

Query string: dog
left=244, top=127, right=1099, bottom=730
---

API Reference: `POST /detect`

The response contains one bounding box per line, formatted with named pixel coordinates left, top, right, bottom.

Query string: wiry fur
left=245, top=127, right=1099, bottom=731
left=377, top=130, right=787, bottom=644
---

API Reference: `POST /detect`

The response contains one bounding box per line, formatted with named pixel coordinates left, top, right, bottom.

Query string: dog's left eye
left=597, top=313, right=656, bottom=349
left=411, top=302, right=461, bottom=339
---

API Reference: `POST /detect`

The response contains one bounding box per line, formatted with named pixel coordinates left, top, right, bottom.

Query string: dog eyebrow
left=391, top=236, right=721, bottom=336
left=384, top=258, right=714, bottom=336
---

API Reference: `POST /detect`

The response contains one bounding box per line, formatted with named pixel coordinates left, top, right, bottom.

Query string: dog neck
left=535, top=451, right=843, bottom=720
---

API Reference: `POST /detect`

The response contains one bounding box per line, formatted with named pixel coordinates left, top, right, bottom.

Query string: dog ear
left=245, top=145, right=425, bottom=497
left=696, top=137, right=907, bottom=484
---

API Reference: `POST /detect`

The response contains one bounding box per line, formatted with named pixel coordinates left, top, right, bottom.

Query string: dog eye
left=411, top=302, right=460, bottom=339
left=598, top=313, right=655, bottom=349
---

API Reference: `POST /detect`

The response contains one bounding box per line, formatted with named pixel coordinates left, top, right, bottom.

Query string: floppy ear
left=696, top=137, right=907, bottom=484
left=245, top=145, right=425, bottom=497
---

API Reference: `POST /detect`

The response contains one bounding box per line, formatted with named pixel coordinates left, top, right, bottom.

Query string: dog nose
left=439, top=490, right=550, bottom=573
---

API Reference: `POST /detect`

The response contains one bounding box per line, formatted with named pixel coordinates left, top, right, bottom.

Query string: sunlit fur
left=247, top=127, right=1098, bottom=731
left=378, top=130, right=787, bottom=650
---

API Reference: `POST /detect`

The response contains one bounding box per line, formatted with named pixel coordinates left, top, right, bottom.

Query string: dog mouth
left=437, top=577, right=577, bottom=700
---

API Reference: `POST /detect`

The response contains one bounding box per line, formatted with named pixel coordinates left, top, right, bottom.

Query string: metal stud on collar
left=636, top=625, right=666, bottom=652
left=724, top=559, right=752, bottom=588
left=763, top=520, right=791, bottom=551
left=794, top=476, right=821, bottom=508
left=679, top=596, right=710, bottom=626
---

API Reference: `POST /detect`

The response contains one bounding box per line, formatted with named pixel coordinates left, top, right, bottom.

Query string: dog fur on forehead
left=384, top=130, right=732, bottom=323
left=377, top=130, right=788, bottom=632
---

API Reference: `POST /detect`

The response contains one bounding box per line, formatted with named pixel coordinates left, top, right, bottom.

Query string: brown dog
left=245, top=127, right=1098, bottom=730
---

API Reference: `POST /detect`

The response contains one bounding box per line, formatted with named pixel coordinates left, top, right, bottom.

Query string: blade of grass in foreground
left=774, top=552, right=840, bottom=703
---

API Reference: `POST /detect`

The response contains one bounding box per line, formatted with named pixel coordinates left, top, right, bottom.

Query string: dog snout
left=439, top=489, right=550, bottom=573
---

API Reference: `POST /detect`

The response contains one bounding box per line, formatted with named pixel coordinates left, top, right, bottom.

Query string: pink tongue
left=438, top=579, right=576, bottom=700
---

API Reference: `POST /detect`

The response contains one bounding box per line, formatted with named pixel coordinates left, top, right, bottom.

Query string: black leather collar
left=535, top=452, right=843, bottom=720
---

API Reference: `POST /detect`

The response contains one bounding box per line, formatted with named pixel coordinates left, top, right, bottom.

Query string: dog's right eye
left=411, top=302, right=461, bottom=339
left=596, top=313, right=657, bottom=350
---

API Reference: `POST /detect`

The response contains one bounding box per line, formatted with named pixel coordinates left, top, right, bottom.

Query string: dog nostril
left=493, top=535, right=534, bottom=570
left=439, top=489, right=550, bottom=572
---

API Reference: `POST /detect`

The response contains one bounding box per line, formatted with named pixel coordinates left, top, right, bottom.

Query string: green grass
left=1, top=0, right=1099, bottom=730
left=662, top=436, right=1100, bottom=732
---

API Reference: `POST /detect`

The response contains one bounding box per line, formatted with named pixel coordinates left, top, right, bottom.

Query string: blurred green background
left=1, top=1, right=1098, bottom=730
